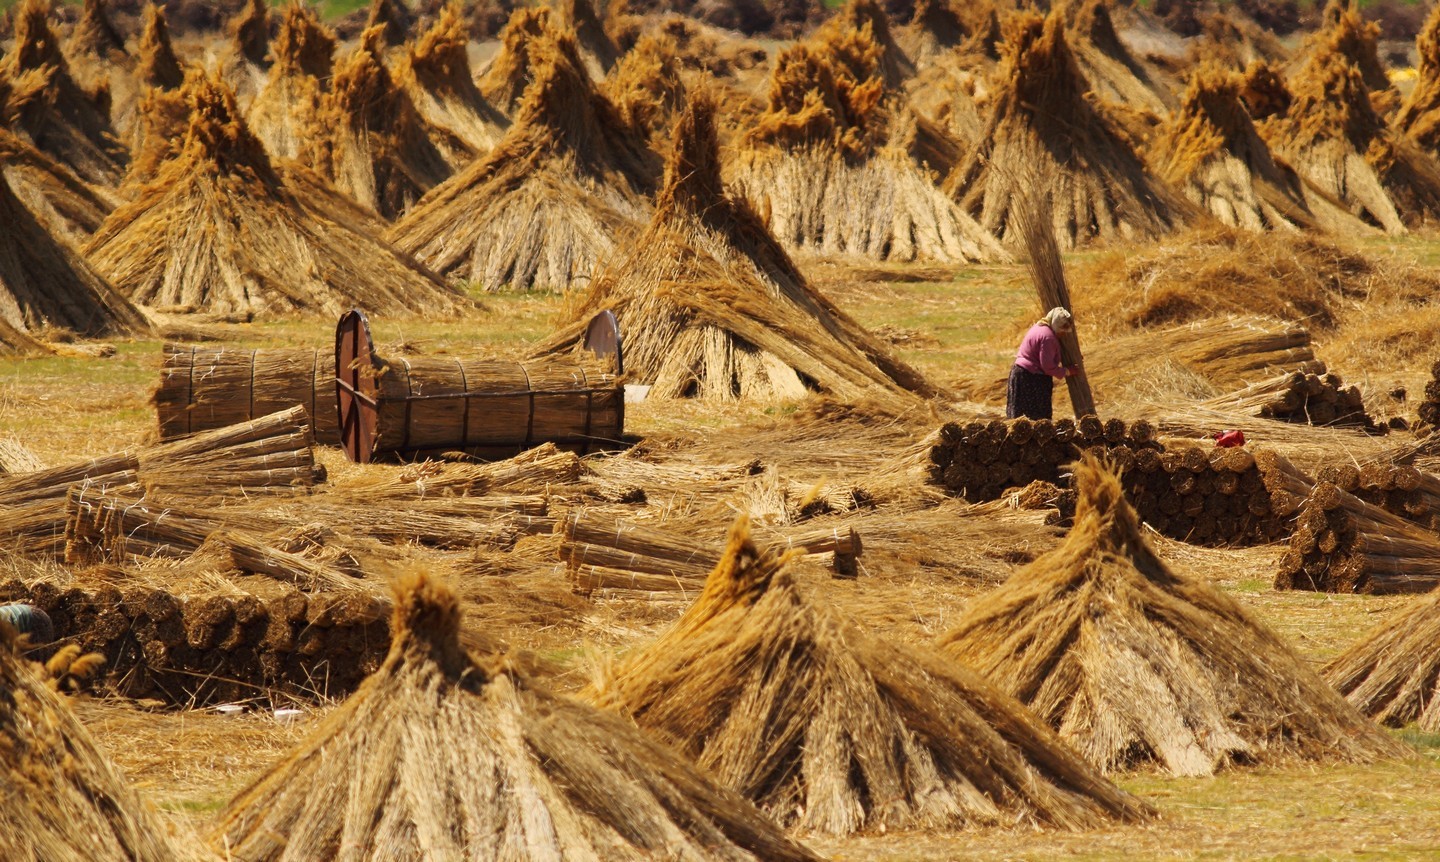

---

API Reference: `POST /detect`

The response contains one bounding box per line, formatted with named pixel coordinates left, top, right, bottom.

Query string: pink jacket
left=1015, top=323, right=1069, bottom=378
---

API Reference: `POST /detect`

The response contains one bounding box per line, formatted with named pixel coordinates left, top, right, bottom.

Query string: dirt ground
left=6, top=248, right=1440, bottom=860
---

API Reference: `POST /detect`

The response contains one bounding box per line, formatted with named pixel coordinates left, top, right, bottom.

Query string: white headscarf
left=1041, top=307, right=1073, bottom=332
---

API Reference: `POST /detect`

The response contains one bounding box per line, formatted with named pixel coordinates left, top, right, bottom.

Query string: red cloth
left=1214, top=430, right=1246, bottom=448
left=1014, top=323, right=1068, bottom=378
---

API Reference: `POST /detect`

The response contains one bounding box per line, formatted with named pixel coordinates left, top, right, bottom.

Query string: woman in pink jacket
left=1006, top=307, right=1079, bottom=420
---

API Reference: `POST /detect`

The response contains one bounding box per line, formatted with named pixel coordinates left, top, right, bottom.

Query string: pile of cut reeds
left=1315, top=461, right=1440, bottom=534
left=939, top=453, right=1405, bottom=777
left=0, top=578, right=389, bottom=706
left=1276, top=480, right=1440, bottom=594
left=561, top=511, right=861, bottom=593
left=1416, top=358, right=1440, bottom=434
left=1202, top=368, right=1379, bottom=430
left=154, top=344, right=339, bottom=443
left=0, top=620, right=211, bottom=861
left=1323, top=586, right=1440, bottom=732
left=350, top=442, right=585, bottom=499
left=270, top=496, right=554, bottom=551
left=246, top=1, right=335, bottom=163
left=1395, top=0, right=1440, bottom=155
left=211, top=569, right=823, bottom=861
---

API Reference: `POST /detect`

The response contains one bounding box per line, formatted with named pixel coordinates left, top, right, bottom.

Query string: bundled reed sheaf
left=62, top=0, right=131, bottom=127
left=124, top=17, right=190, bottom=188
left=1152, top=64, right=1359, bottom=232
left=0, top=623, right=209, bottom=862
left=246, top=1, right=336, bottom=163
left=85, top=74, right=465, bottom=318
left=1396, top=1, right=1440, bottom=155
left=1062, top=0, right=1173, bottom=116
left=388, top=26, right=658, bottom=292
left=945, top=10, right=1189, bottom=248
left=1086, top=315, right=1320, bottom=395
left=0, top=128, right=116, bottom=247
left=590, top=515, right=1151, bottom=834
left=1418, top=358, right=1440, bottom=434
left=0, top=0, right=127, bottom=186
left=535, top=90, right=935, bottom=401
left=394, top=2, right=509, bottom=167
left=136, top=3, right=183, bottom=92
left=153, top=343, right=340, bottom=443
left=1323, top=587, right=1440, bottom=732
left=939, top=454, right=1404, bottom=777
left=1276, top=480, right=1440, bottom=594
left=362, top=0, right=411, bottom=47
left=552, top=0, right=621, bottom=82
left=0, top=165, right=147, bottom=341
left=212, top=571, right=822, bottom=862
left=476, top=5, right=552, bottom=115
left=217, top=0, right=272, bottom=109
left=1201, top=368, right=1380, bottom=431
left=0, top=578, right=389, bottom=706
left=729, top=10, right=1001, bottom=264
left=1307, top=460, right=1440, bottom=534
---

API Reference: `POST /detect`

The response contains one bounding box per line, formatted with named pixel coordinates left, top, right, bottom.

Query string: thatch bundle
left=212, top=570, right=821, bottom=861
left=1418, top=358, right=1440, bottom=434
left=1276, top=480, right=1440, bottom=595
left=62, top=0, right=129, bottom=117
left=216, top=0, right=272, bottom=110
left=814, top=0, right=915, bottom=86
left=730, top=14, right=1000, bottom=263
left=85, top=74, right=463, bottom=318
left=1305, top=0, right=1391, bottom=99
left=604, top=30, right=688, bottom=151
left=477, top=5, right=552, bottom=115
left=0, top=162, right=147, bottom=340
left=1324, top=588, right=1440, bottom=732
left=0, top=127, right=117, bottom=248
left=136, top=3, right=183, bottom=92
left=1201, top=368, right=1379, bottom=431
left=1193, top=10, right=1288, bottom=72
left=154, top=343, right=340, bottom=443
left=1239, top=59, right=1292, bottom=122
left=0, top=625, right=209, bottom=862
left=1307, top=459, right=1440, bottom=534
left=535, top=91, right=934, bottom=401
left=945, top=11, right=1189, bottom=248
left=1062, top=0, right=1173, bottom=115
left=897, top=0, right=979, bottom=69
left=394, top=2, right=508, bottom=166
left=246, top=1, right=335, bottom=163
left=553, top=0, right=620, bottom=81
left=362, top=0, right=411, bottom=47
left=388, top=29, right=658, bottom=291
left=0, top=0, right=127, bottom=186
left=591, top=515, right=1150, bottom=833
left=1151, top=65, right=1357, bottom=233
left=939, top=454, right=1402, bottom=776
left=1398, top=1, right=1440, bottom=155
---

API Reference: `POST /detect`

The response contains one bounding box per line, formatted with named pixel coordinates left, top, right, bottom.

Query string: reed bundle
left=63, top=0, right=138, bottom=140
left=1417, top=358, right=1440, bottom=434
left=135, top=3, right=183, bottom=92
left=943, top=9, right=1190, bottom=249
left=271, top=496, right=553, bottom=551
left=85, top=73, right=466, bottom=319
left=0, top=437, right=44, bottom=474
left=897, top=0, right=977, bottom=69
left=212, top=570, right=821, bottom=861
left=1088, top=315, right=1319, bottom=393
left=939, top=454, right=1404, bottom=776
left=246, top=2, right=334, bottom=163
left=1202, top=368, right=1379, bottom=430
left=352, top=442, right=585, bottom=499
left=1276, top=481, right=1440, bottom=594
left=0, top=0, right=127, bottom=186
left=395, top=2, right=508, bottom=167
left=0, top=624, right=210, bottom=861
left=535, top=90, right=936, bottom=402
left=815, top=0, right=915, bottom=87
left=1015, top=187, right=1094, bottom=417
left=0, top=129, right=116, bottom=247
left=216, top=0, right=271, bottom=110
left=553, top=0, right=621, bottom=81
left=1315, top=460, right=1440, bottom=534
left=154, top=344, right=339, bottom=443
left=590, top=515, right=1150, bottom=832
left=603, top=30, right=687, bottom=152
left=1, top=578, right=390, bottom=706
left=476, top=5, right=551, bottom=115
left=389, top=27, right=658, bottom=292
left=1148, top=402, right=1391, bottom=470
left=1395, top=2, right=1440, bottom=155
left=1062, top=0, right=1173, bottom=115
left=562, top=510, right=861, bottom=593
left=1323, top=587, right=1440, bottom=732
left=362, top=0, right=411, bottom=47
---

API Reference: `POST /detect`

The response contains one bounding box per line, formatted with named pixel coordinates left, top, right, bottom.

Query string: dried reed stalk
left=590, top=515, right=1151, bottom=833
left=395, top=2, right=508, bottom=166
left=939, top=453, right=1404, bottom=776
left=212, top=570, right=822, bottom=861
left=1201, top=369, right=1377, bottom=429
left=0, top=129, right=116, bottom=247
left=1062, top=0, right=1172, bottom=114
left=1014, top=187, right=1095, bottom=417
left=1396, top=1, right=1440, bottom=153
left=1323, top=587, right=1440, bottom=732
left=1087, top=316, right=1320, bottom=395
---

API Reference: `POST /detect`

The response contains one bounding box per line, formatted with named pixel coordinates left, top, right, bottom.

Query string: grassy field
left=6, top=250, right=1440, bottom=859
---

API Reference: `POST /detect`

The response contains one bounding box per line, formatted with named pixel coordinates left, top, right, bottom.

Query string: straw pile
left=1201, top=368, right=1380, bottom=430
left=1396, top=1, right=1440, bottom=154
left=62, top=0, right=130, bottom=126
left=217, top=0, right=272, bottom=110
left=604, top=30, right=687, bottom=152
left=1323, top=588, right=1440, bottom=732
left=246, top=1, right=336, bottom=163
left=729, top=12, right=1001, bottom=264
left=212, top=570, right=822, bottom=861
left=1418, top=359, right=1440, bottom=434
left=0, top=578, right=389, bottom=705
left=394, top=2, right=509, bottom=166
left=136, top=3, right=183, bottom=92
left=1063, top=0, right=1172, bottom=115
left=1086, top=316, right=1320, bottom=395
left=85, top=74, right=464, bottom=318
left=534, top=90, right=935, bottom=401
left=939, top=454, right=1404, bottom=776
left=1151, top=64, right=1354, bottom=232
left=897, top=0, right=978, bottom=69
left=553, top=0, right=620, bottom=81
left=0, top=129, right=116, bottom=247
left=0, top=623, right=209, bottom=862
left=1276, top=480, right=1440, bottom=594
left=590, top=516, right=1150, bottom=833
left=362, top=0, right=411, bottom=47
left=0, top=165, right=147, bottom=340
left=153, top=344, right=339, bottom=443
left=476, top=5, right=551, bottom=116
left=0, top=0, right=127, bottom=186
left=124, top=16, right=190, bottom=189
left=1311, top=460, right=1440, bottom=534
left=945, top=10, right=1189, bottom=248
left=389, top=28, right=657, bottom=291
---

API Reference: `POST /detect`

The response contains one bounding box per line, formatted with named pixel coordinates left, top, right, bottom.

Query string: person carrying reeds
left=1007, top=307, right=1079, bottom=420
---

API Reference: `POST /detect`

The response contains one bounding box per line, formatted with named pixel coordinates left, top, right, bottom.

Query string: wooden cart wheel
left=335, top=310, right=379, bottom=463
left=583, top=310, right=623, bottom=374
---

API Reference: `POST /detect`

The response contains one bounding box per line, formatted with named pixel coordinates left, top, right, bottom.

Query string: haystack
left=124, top=5, right=189, bottom=187
left=308, top=25, right=452, bottom=219
left=0, top=166, right=146, bottom=339
left=603, top=29, right=688, bottom=151
left=1150, top=65, right=1360, bottom=233
left=814, top=0, right=915, bottom=86
left=62, top=0, right=129, bottom=112
left=211, top=571, right=821, bottom=862
left=0, top=0, right=127, bottom=186
left=536, top=91, right=935, bottom=401
left=552, top=0, right=620, bottom=81
left=590, top=515, right=1150, bottom=834
left=944, top=11, right=1190, bottom=249
left=0, top=625, right=208, bottom=862
left=476, top=5, right=551, bottom=116
left=1302, top=0, right=1391, bottom=102
left=937, top=454, right=1403, bottom=777
left=896, top=0, right=973, bottom=69
left=85, top=74, right=465, bottom=318
left=1395, top=1, right=1440, bottom=155
left=136, top=2, right=183, bottom=92
left=216, top=0, right=272, bottom=110
left=0, top=128, right=116, bottom=246
left=1063, top=0, right=1173, bottom=116
left=730, top=18, right=1001, bottom=263
left=362, top=0, right=411, bottom=47
left=1324, top=588, right=1440, bottom=732
left=246, top=1, right=335, bottom=163
left=388, top=30, right=658, bottom=291
left=394, top=2, right=509, bottom=167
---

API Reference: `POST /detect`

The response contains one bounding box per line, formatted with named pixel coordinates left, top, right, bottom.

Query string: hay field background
left=6, top=249, right=1440, bottom=859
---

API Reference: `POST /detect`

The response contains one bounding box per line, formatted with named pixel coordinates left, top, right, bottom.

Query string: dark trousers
left=1006, top=365, right=1053, bottom=420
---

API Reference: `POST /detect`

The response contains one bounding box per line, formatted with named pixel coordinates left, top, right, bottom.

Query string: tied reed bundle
left=216, top=0, right=271, bottom=109
left=589, top=515, right=1150, bottom=833
left=212, top=570, right=822, bottom=861
left=246, top=2, right=335, bottom=163
left=939, top=453, right=1403, bottom=776
left=1395, top=1, right=1440, bottom=153
left=1324, top=587, right=1440, bottom=732
left=153, top=344, right=339, bottom=443
left=1276, top=481, right=1440, bottom=594
left=394, top=2, right=508, bottom=167
left=1014, top=187, right=1094, bottom=417
left=1062, top=0, right=1173, bottom=115
left=1201, top=369, right=1380, bottom=431
left=0, top=129, right=116, bottom=247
